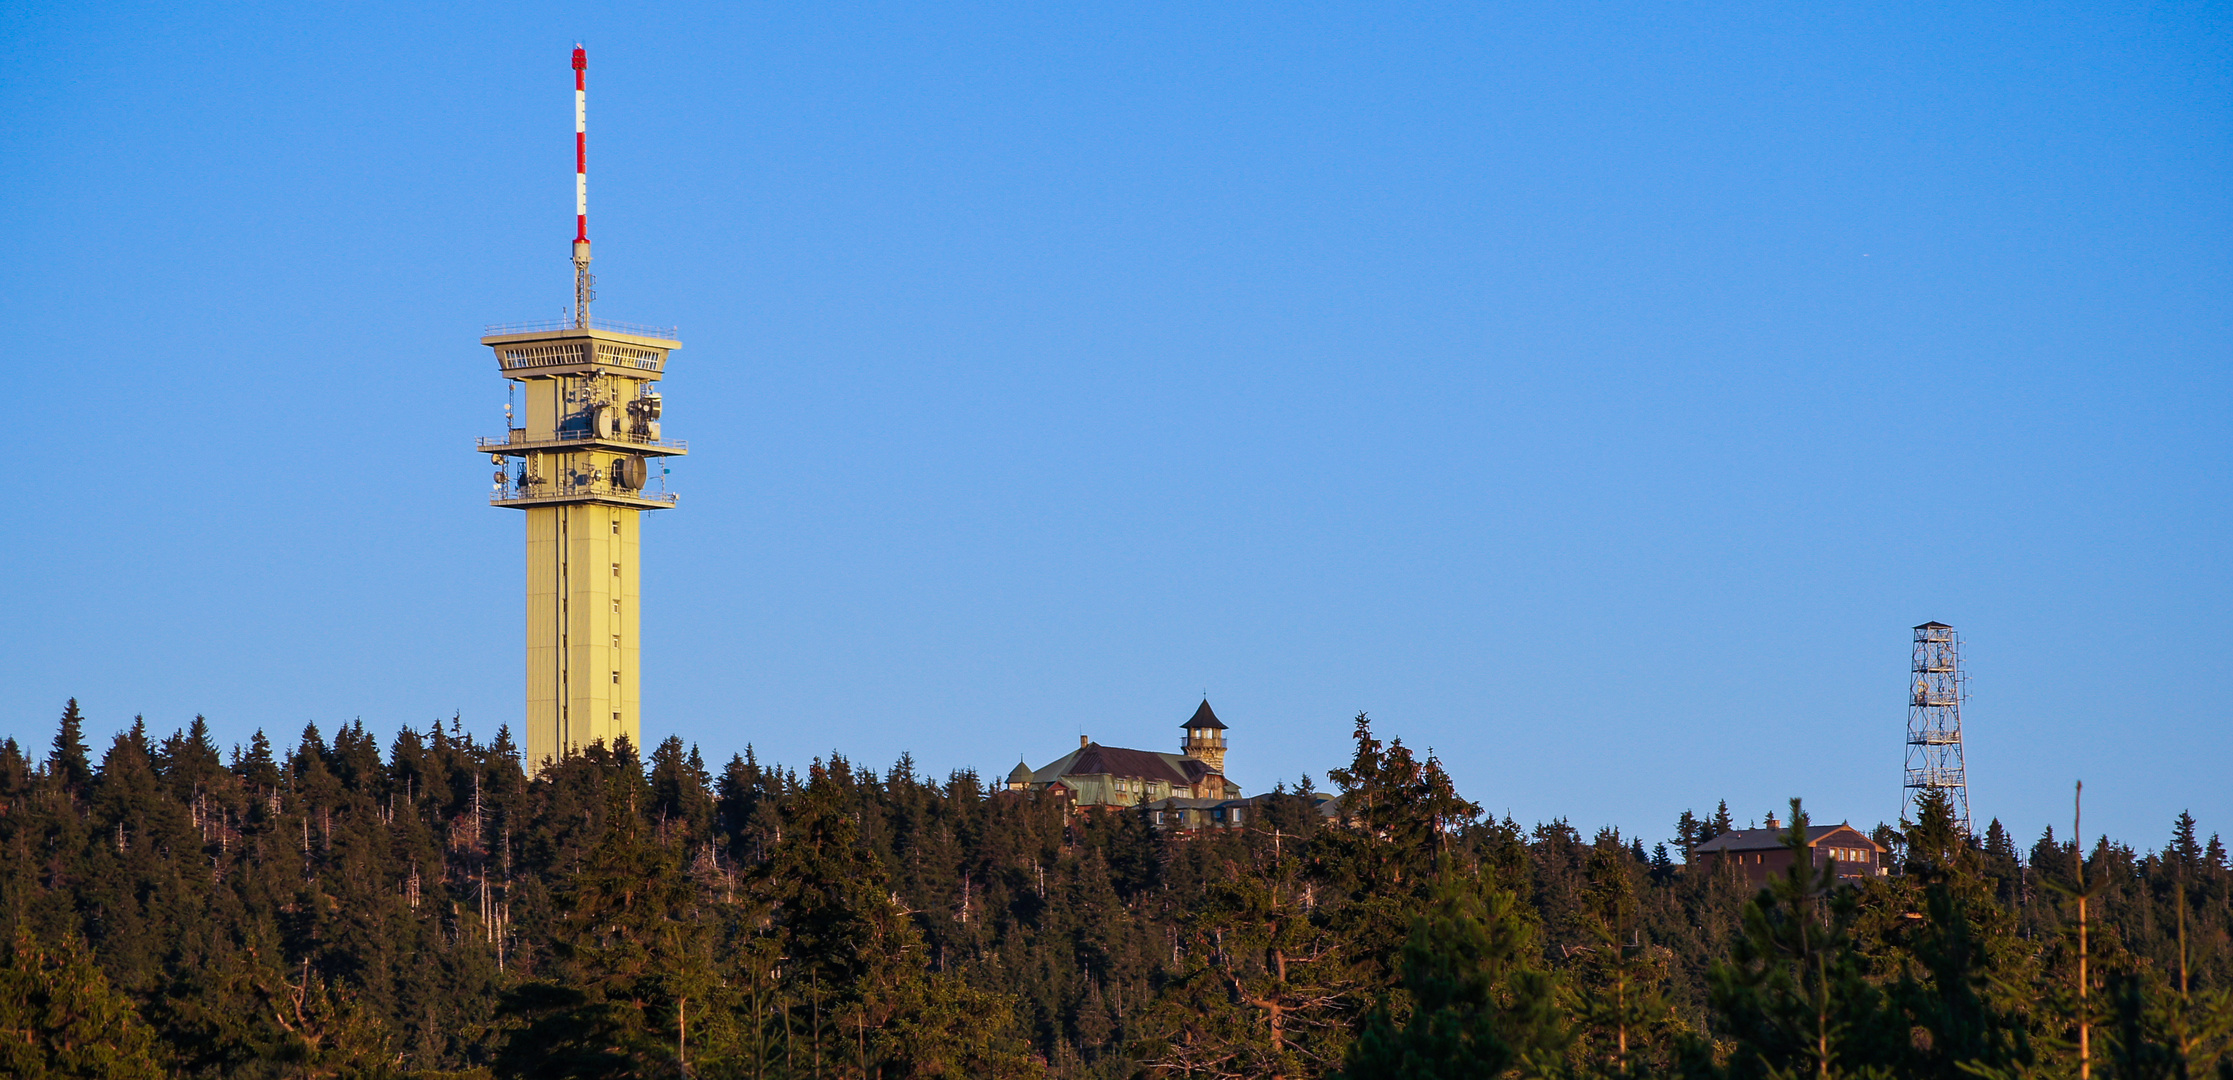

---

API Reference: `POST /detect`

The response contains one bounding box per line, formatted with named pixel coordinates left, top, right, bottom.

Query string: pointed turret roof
left=1182, top=699, right=1226, bottom=730
left=1007, top=759, right=1034, bottom=784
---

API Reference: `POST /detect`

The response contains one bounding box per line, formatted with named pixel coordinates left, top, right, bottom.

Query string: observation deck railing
left=478, top=429, right=688, bottom=453
left=484, top=317, right=680, bottom=340
left=490, top=476, right=678, bottom=508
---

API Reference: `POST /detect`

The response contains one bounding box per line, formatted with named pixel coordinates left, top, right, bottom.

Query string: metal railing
left=490, top=477, right=679, bottom=506
left=477, top=430, right=688, bottom=452
left=483, top=316, right=680, bottom=340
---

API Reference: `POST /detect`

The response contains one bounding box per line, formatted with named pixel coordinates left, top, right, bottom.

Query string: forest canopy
left=1, top=699, right=2228, bottom=1079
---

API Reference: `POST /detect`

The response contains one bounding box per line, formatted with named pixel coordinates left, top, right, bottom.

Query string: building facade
left=1687, top=817, right=1888, bottom=888
left=1007, top=700, right=1253, bottom=829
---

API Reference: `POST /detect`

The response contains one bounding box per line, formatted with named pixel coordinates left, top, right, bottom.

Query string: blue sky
left=4, top=1, right=2227, bottom=852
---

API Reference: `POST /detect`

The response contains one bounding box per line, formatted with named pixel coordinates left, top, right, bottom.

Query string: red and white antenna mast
left=571, top=45, right=594, bottom=329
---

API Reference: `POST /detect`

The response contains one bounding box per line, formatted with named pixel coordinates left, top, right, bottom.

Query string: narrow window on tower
left=611, top=634, right=620, bottom=648
left=611, top=598, right=620, bottom=613
left=611, top=671, right=620, bottom=684
left=611, top=517, right=619, bottom=535
left=611, top=563, right=620, bottom=576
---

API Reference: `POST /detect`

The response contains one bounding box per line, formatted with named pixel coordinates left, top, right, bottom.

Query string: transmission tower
left=1904, top=621, right=1970, bottom=833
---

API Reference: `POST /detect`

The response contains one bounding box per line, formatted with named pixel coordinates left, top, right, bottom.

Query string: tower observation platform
left=477, top=47, right=684, bottom=771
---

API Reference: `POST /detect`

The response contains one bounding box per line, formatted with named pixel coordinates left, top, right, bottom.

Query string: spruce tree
left=1341, top=868, right=1563, bottom=1080
left=497, top=742, right=708, bottom=1079
left=47, top=700, right=91, bottom=794
left=1568, top=833, right=1684, bottom=1078
left=1136, top=838, right=1350, bottom=1079
left=1700, top=799, right=1899, bottom=1080
left=0, top=931, right=165, bottom=1080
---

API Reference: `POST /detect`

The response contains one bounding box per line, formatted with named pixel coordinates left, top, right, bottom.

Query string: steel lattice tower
left=1904, top=621, right=1970, bottom=832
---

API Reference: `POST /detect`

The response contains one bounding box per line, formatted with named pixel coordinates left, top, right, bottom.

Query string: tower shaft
left=480, top=332, right=682, bottom=769
left=524, top=504, right=640, bottom=767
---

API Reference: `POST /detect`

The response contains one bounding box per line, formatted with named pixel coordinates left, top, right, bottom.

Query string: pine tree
left=2171, top=812, right=2204, bottom=872
left=1316, top=713, right=1482, bottom=998
left=1875, top=789, right=2039, bottom=1080
left=759, top=763, right=926, bottom=1077
left=0, top=930, right=165, bottom=1079
left=1700, top=799, right=1899, bottom=1080
left=1136, top=838, right=1350, bottom=1079
left=1341, top=868, right=1564, bottom=1080
left=1567, top=833, right=1684, bottom=1078
left=47, top=700, right=91, bottom=795
left=237, top=729, right=282, bottom=791
left=497, top=744, right=708, bottom=1079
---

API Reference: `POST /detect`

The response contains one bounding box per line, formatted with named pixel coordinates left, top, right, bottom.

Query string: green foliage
left=1566, top=831, right=1687, bottom=1078
left=0, top=930, right=165, bottom=1079
left=1341, top=869, right=1563, bottom=1080
left=1701, top=800, right=1900, bottom=1080
left=3, top=701, right=2232, bottom=1080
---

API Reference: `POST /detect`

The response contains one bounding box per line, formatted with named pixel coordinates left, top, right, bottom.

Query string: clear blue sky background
left=4, top=1, right=2227, bottom=853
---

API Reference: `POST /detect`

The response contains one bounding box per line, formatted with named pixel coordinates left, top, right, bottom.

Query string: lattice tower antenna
left=571, top=45, right=594, bottom=328
left=1904, top=621, right=1971, bottom=833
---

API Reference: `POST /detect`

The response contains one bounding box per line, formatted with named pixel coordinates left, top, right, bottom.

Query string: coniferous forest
left=3, top=699, right=2230, bottom=1078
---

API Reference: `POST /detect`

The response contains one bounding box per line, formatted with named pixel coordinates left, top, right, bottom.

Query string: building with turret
left=1007, top=700, right=1237, bottom=803
left=1005, top=700, right=1333, bottom=830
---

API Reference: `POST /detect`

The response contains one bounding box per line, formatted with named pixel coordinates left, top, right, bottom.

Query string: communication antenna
left=1903, top=621, right=1971, bottom=833
left=571, top=45, right=595, bottom=329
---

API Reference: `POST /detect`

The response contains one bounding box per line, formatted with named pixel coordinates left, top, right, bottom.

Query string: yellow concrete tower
left=476, top=46, right=684, bottom=770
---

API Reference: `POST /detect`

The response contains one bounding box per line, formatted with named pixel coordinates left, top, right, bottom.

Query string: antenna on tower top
left=571, top=44, right=594, bottom=329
